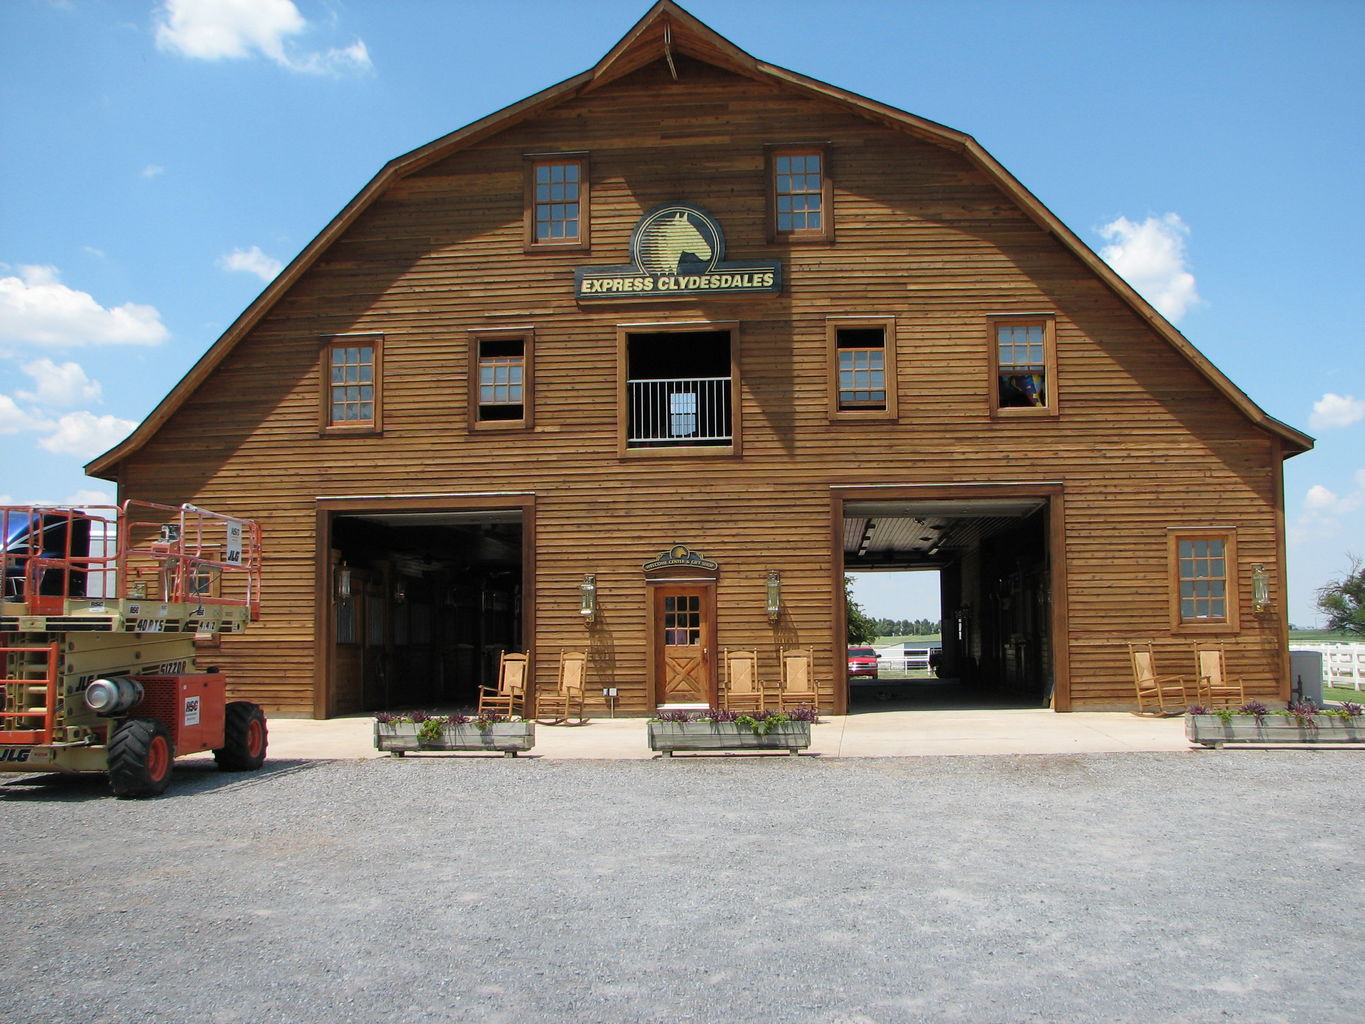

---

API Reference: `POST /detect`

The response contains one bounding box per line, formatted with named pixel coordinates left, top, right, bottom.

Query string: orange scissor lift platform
left=1, top=502, right=266, bottom=795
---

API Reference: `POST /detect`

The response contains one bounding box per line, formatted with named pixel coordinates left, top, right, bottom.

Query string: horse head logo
left=635, top=208, right=718, bottom=275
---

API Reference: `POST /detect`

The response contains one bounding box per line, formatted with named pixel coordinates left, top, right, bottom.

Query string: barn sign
left=575, top=203, right=781, bottom=300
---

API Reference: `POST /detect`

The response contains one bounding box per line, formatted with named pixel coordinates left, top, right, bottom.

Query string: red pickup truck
left=847, top=646, right=879, bottom=679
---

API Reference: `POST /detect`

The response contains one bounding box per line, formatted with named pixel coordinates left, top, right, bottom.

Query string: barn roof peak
left=86, top=1, right=1309, bottom=477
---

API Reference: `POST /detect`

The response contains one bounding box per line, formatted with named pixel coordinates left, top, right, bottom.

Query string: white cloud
left=1098, top=213, right=1201, bottom=324
left=1310, top=393, right=1365, bottom=432
left=18, top=358, right=102, bottom=407
left=0, top=265, right=168, bottom=347
left=218, top=245, right=283, bottom=282
left=154, top=0, right=373, bottom=75
left=1290, top=471, right=1365, bottom=547
left=66, top=488, right=117, bottom=509
left=290, top=38, right=371, bottom=76
left=37, top=411, right=139, bottom=459
left=141, top=164, right=165, bottom=179
left=0, top=394, right=51, bottom=434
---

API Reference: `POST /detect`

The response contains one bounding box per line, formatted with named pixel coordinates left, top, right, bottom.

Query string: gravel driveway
left=3, top=751, right=1361, bottom=1023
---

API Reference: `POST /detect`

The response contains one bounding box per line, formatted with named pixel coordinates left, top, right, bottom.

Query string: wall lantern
left=1251, top=563, right=1271, bottom=613
left=393, top=579, right=407, bottom=606
left=766, top=571, right=781, bottom=623
left=335, top=563, right=353, bottom=600
left=579, top=574, right=598, bottom=624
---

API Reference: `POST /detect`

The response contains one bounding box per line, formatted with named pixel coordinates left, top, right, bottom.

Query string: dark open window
left=620, top=326, right=738, bottom=454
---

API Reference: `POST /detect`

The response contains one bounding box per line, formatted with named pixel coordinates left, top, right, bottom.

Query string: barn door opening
left=327, top=508, right=525, bottom=715
left=842, top=496, right=1055, bottom=711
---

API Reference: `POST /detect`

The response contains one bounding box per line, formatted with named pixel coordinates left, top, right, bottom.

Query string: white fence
left=873, top=645, right=939, bottom=674
left=1290, top=642, right=1365, bottom=692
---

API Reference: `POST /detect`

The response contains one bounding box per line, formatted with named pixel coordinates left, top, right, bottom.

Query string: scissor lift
left=1, top=501, right=266, bottom=797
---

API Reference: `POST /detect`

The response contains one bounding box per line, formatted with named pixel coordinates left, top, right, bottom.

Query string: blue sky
left=2, top=0, right=1361, bottom=627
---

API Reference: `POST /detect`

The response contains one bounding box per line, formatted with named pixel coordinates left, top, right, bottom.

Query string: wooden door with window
left=653, top=585, right=713, bottom=706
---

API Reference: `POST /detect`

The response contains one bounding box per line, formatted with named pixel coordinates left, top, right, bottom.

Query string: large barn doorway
left=840, top=493, right=1059, bottom=711
left=325, top=508, right=525, bottom=715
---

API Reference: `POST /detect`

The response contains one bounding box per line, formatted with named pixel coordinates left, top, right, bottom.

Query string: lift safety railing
left=1, top=501, right=262, bottom=621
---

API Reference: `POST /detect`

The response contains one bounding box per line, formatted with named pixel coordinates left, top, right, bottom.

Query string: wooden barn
left=86, top=2, right=1311, bottom=720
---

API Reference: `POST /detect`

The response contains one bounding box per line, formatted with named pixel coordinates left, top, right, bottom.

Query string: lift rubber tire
left=108, top=718, right=175, bottom=798
left=214, top=701, right=268, bottom=771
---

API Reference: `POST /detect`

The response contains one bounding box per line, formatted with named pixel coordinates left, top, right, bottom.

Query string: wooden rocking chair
left=721, top=649, right=766, bottom=714
left=478, top=651, right=527, bottom=717
left=777, top=648, right=820, bottom=712
left=1194, top=643, right=1246, bottom=708
left=537, top=651, right=588, bottom=724
left=1129, top=643, right=1189, bottom=716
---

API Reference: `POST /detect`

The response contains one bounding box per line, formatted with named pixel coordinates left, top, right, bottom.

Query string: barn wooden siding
left=116, top=56, right=1287, bottom=715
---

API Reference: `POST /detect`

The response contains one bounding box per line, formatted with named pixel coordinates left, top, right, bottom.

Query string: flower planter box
left=647, top=721, right=811, bottom=756
left=374, top=721, right=535, bottom=757
left=1186, top=713, right=1365, bottom=748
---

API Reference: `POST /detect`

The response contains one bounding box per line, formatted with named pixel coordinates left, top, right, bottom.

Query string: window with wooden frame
left=1169, top=528, right=1239, bottom=632
left=989, top=314, right=1057, bottom=417
left=828, top=317, right=897, bottom=420
left=618, top=321, right=740, bottom=457
left=767, top=145, right=834, bottom=242
left=524, top=154, right=589, bottom=251
left=470, top=329, right=533, bottom=430
left=322, top=335, right=382, bottom=433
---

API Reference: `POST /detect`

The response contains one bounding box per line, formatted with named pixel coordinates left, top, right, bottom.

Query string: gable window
left=618, top=323, right=739, bottom=456
left=828, top=317, right=897, bottom=420
left=1169, top=529, right=1239, bottom=632
left=989, top=314, right=1057, bottom=417
left=470, top=329, right=533, bottom=430
left=322, top=335, right=381, bottom=433
left=767, top=145, right=833, bottom=242
left=525, top=154, right=589, bottom=251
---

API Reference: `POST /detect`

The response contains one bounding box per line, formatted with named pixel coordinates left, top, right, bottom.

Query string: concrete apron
left=197, top=709, right=1193, bottom=762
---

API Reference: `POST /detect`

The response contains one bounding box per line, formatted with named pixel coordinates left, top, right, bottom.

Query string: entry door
left=654, top=586, right=712, bottom=705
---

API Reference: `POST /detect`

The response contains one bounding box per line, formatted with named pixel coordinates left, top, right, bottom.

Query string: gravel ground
left=2, top=751, right=1362, bottom=1024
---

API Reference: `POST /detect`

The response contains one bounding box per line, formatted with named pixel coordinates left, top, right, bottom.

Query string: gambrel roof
left=87, top=0, right=1310, bottom=478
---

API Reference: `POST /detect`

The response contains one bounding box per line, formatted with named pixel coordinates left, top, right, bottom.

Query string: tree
left=1317, top=556, right=1365, bottom=636
left=845, top=576, right=878, bottom=644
